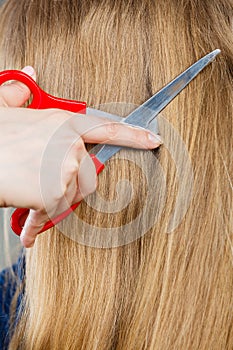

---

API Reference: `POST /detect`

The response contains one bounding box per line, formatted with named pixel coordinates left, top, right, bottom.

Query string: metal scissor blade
left=123, top=49, right=220, bottom=127
left=95, top=49, right=220, bottom=164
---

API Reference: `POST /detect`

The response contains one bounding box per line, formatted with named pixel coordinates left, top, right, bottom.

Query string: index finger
left=71, top=114, right=162, bottom=149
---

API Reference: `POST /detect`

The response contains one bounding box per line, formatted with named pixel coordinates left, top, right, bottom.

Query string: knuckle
left=106, top=123, right=119, bottom=139
left=67, top=162, right=79, bottom=178
left=61, top=162, right=79, bottom=193
left=73, top=138, right=85, bottom=153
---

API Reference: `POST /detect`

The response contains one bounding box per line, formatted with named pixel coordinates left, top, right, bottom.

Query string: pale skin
left=0, top=66, right=162, bottom=248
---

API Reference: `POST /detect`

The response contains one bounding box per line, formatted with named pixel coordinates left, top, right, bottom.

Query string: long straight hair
left=0, top=1, right=232, bottom=349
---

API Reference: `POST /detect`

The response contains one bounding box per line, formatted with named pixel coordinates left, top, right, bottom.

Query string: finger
left=69, top=139, right=97, bottom=198
left=20, top=209, right=48, bottom=248
left=0, top=66, right=36, bottom=107
left=71, top=114, right=163, bottom=149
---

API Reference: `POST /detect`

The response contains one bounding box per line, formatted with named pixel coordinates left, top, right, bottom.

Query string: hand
left=0, top=66, right=162, bottom=247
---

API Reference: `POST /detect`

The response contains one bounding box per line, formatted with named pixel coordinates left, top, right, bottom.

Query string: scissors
left=0, top=49, right=220, bottom=236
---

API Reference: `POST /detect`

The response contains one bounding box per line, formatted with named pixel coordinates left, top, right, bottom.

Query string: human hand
left=0, top=66, right=162, bottom=247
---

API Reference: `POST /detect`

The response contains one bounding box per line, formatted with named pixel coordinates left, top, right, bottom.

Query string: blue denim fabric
left=0, top=255, right=24, bottom=349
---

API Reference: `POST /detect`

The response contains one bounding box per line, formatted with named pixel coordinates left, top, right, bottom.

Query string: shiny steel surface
left=95, top=49, right=220, bottom=164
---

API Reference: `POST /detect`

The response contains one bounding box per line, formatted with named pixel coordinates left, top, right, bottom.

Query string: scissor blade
left=95, top=49, right=220, bottom=164
left=123, top=49, right=220, bottom=127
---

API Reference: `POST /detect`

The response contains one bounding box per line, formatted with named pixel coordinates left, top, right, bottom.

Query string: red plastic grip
left=0, top=70, right=86, bottom=113
left=0, top=69, right=93, bottom=236
left=11, top=154, right=105, bottom=236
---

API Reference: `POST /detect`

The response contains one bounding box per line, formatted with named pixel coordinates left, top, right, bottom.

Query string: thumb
left=20, top=209, right=48, bottom=248
left=0, top=66, right=36, bottom=107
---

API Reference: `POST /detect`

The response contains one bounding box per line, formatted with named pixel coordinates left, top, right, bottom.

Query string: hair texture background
left=0, top=0, right=232, bottom=349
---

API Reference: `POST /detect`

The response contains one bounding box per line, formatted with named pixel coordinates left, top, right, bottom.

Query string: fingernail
left=21, top=66, right=35, bottom=77
left=148, top=132, right=163, bottom=145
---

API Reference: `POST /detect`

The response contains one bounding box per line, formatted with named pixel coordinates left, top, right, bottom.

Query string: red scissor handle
left=0, top=70, right=86, bottom=112
left=11, top=155, right=105, bottom=236
left=0, top=69, right=95, bottom=235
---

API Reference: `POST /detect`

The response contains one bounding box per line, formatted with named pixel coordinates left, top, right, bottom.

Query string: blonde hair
left=0, top=0, right=232, bottom=349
